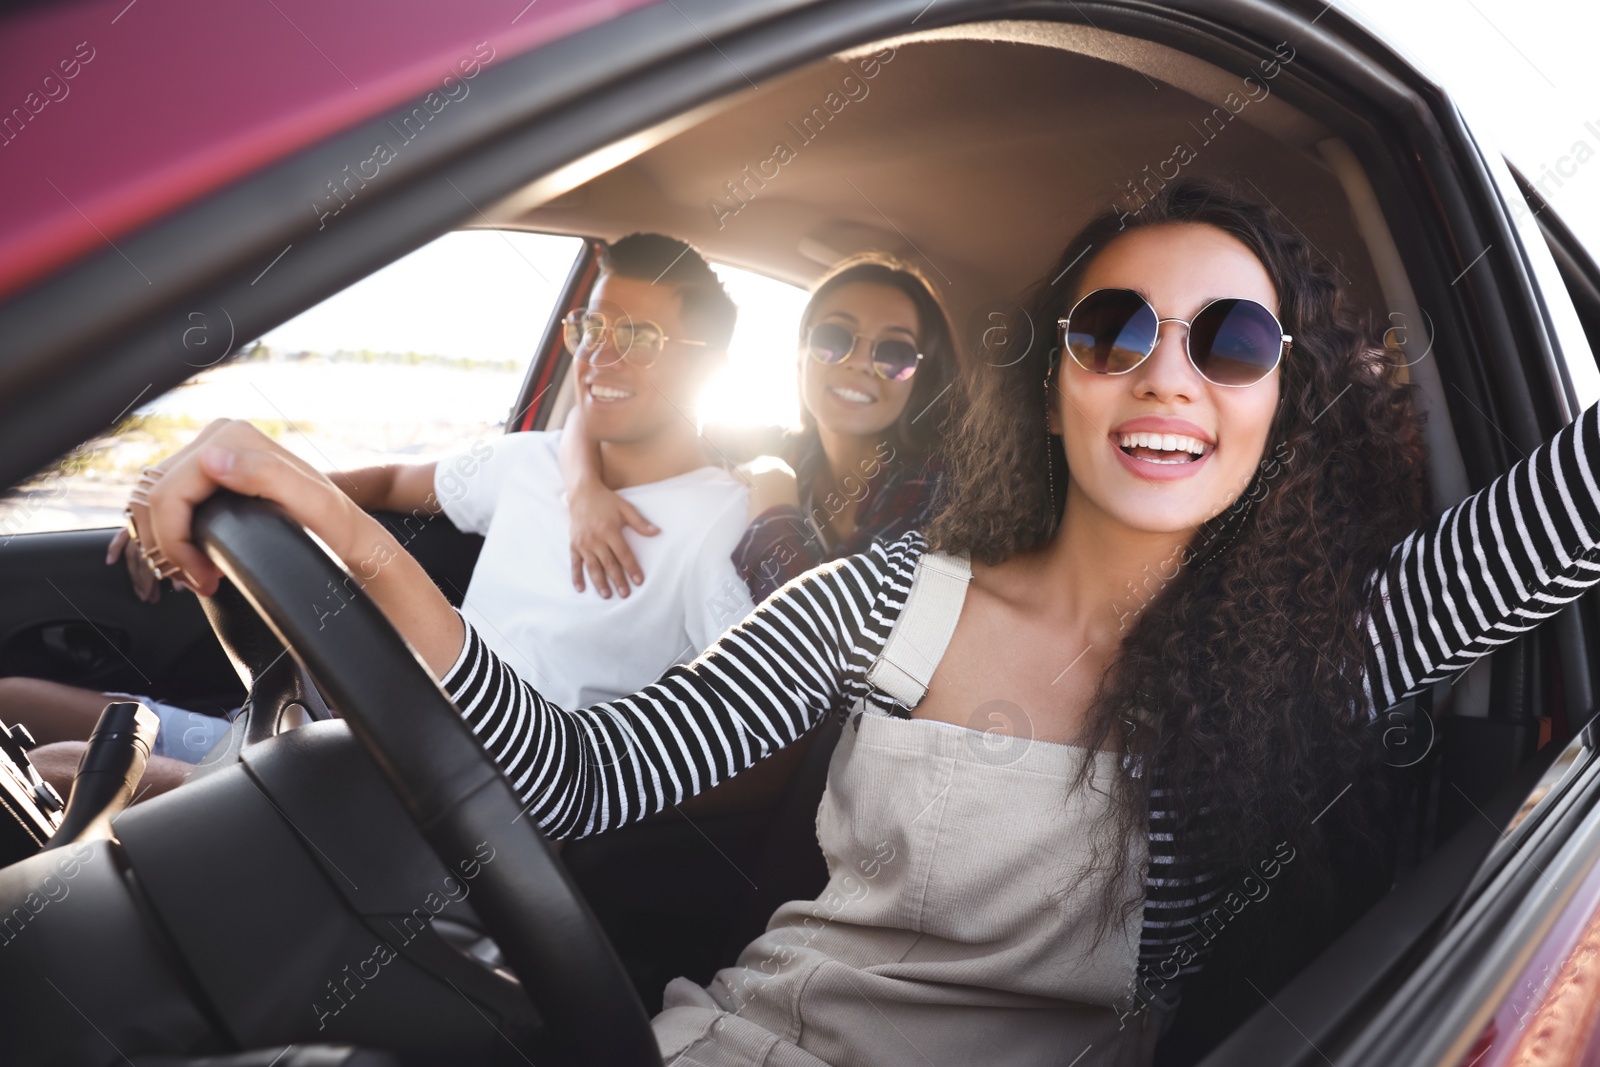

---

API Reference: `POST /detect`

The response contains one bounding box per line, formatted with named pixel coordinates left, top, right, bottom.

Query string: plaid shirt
left=732, top=439, right=947, bottom=603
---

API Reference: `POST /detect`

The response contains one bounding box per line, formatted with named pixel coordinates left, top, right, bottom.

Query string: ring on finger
left=130, top=465, right=165, bottom=505
left=148, top=558, right=183, bottom=581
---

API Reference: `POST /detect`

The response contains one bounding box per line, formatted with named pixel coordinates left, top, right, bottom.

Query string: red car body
left=0, top=0, right=653, bottom=298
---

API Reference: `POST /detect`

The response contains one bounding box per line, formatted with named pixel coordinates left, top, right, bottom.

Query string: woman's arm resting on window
left=1365, top=401, right=1600, bottom=710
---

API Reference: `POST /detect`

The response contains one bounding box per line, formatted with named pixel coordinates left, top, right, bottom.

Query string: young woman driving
left=560, top=253, right=961, bottom=604
left=122, top=180, right=1600, bottom=1066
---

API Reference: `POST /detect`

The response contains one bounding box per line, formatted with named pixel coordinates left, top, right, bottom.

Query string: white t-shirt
left=433, top=431, right=754, bottom=711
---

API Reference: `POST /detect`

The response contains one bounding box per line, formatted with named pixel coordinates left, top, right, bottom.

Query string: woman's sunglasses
left=563, top=309, right=706, bottom=369
left=805, top=321, right=923, bottom=382
left=1057, top=288, right=1292, bottom=388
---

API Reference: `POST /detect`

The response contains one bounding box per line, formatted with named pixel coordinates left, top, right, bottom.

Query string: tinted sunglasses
left=563, top=309, right=706, bottom=369
left=805, top=321, right=923, bottom=382
left=1058, top=288, right=1292, bottom=388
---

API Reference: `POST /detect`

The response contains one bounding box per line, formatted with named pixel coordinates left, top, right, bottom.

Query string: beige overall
left=652, top=551, right=1163, bottom=1067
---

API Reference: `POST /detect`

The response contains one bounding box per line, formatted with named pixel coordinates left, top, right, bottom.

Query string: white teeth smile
left=590, top=384, right=634, bottom=401
left=828, top=385, right=875, bottom=404
left=1116, top=431, right=1210, bottom=463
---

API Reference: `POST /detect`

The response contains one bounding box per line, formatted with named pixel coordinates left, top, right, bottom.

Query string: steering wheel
left=191, top=491, right=662, bottom=1067
left=190, top=570, right=333, bottom=755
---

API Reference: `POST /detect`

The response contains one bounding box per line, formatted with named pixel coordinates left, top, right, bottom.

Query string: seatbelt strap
left=866, top=550, right=972, bottom=708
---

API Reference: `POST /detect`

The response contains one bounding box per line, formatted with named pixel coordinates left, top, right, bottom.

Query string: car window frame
left=507, top=235, right=604, bottom=435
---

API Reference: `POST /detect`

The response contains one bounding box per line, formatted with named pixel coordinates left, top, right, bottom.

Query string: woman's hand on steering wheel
left=123, top=419, right=371, bottom=598
left=122, top=420, right=465, bottom=676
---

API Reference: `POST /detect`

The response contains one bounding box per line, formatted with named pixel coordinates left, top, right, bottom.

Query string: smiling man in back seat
left=415, top=232, right=755, bottom=711
left=0, top=233, right=755, bottom=786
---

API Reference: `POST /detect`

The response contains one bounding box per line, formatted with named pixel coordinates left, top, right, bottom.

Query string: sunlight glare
left=698, top=263, right=809, bottom=430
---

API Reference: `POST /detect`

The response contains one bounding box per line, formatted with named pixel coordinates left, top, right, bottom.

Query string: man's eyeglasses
left=562, top=309, right=708, bottom=368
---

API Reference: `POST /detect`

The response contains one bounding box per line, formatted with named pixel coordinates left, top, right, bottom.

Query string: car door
left=0, top=229, right=584, bottom=715
left=1304, top=162, right=1600, bottom=1067
left=1188, top=120, right=1600, bottom=1067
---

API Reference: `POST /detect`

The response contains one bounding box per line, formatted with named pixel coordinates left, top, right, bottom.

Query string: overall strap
left=866, top=550, right=972, bottom=708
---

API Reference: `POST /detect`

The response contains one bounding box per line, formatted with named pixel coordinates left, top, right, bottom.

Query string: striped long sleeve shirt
left=442, top=400, right=1600, bottom=1001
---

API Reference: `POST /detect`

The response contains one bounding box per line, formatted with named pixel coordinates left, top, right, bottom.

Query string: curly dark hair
left=927, top=179, right=1429, bottom=944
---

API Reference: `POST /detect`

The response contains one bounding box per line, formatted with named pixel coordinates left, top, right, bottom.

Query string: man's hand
left=106, top=526, right=164, bottom=603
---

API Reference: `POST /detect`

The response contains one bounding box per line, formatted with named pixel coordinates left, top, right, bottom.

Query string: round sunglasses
left=563, top=309, right=707, bottom=369
left=805, top=321, right=923, bottom=382
left=1057, top=288, right=1292, bottom=388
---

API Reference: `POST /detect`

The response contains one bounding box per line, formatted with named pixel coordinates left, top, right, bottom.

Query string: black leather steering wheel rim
left=192, top=491, right=662, bottom=1066
left=195, top=576, right=333, bottom=750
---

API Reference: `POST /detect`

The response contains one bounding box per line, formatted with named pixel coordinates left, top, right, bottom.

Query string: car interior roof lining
left=487, top=21, right=1365, bottom=314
